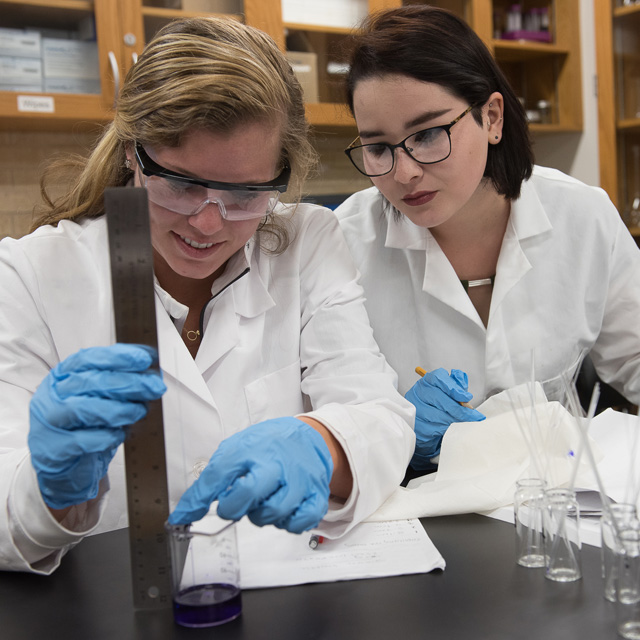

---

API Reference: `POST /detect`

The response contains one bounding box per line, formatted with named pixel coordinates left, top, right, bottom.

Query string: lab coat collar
left=489, top=176, right=553, bottom=315
left=509, top=177, right=553, bottom=240
left=212, top=236, right=275, bottom=319
left=153, top=237, right=275, bottom=405
left=384, top=211, right=430, bottom=250
left=383, top=176, right=554, bottom=328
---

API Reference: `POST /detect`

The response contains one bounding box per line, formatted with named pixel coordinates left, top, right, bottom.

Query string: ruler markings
left=105, top=187, right=172, bottom=609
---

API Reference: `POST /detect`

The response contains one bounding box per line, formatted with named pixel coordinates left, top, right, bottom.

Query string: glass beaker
left=627, top=144, right=640, bottom=228
left=544, top=488, right=582, bottom=582
left=617, top=525, right=640, bottom=639
left=166, top=506, right=241, bottom=628
left=514, top=478, right=546, bottom=568
left=601, top=504, right=638, bottom=602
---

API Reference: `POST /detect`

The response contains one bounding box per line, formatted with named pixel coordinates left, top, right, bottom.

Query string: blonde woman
left=0, top=17, right=414, bottom=573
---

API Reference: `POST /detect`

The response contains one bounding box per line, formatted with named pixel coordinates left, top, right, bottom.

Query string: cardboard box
left=42, top=38, right=100, bottom=79
left=0, top=28, right=41, bottom=59
left=181, top=0, right=242, bottom=12
left=0, top=56, right=42, bottom=85
left=285, top=51, right=318, bottom=104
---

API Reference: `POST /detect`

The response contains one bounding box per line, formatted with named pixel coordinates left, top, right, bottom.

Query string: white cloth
left=366, top=384, right=602, bottom=522
left=335, top=166, right=640, bottom=405
left=0, top=203, right=415, bottom=573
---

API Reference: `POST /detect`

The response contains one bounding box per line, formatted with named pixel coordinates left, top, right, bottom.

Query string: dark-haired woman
left=335, top=5, right=640, bottom=470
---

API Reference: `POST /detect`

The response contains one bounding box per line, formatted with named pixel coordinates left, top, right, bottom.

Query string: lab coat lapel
left=195, top=240, right=276, bottom=375
left=423, top=241, right=486, bottom=328
left=385, top=214, right=485, bottom=327
left=490, top=182, right=553, bottom=314
left=155, top=296, right=215, bottom=406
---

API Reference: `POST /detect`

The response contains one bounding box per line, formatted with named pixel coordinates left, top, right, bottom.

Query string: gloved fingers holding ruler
left=29, top=344, right=166, bottom=512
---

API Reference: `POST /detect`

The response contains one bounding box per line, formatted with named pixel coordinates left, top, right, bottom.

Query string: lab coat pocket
left=244, top=360, right=305, bottom=424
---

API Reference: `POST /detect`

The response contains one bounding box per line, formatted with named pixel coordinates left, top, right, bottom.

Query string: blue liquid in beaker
left=173, top=583, right=242, bottom=628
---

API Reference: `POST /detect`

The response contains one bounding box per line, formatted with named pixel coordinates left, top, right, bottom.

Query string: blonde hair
left=33, top=17, right=317, bottom=251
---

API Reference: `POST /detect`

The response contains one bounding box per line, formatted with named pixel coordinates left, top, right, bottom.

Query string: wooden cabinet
left=0, top=0, right=125, bottom=131
left=415, top=1, right=582, bottom=133
left=0, top=1, right=583, bottom=133
left=0, top=0, right=584, bottom=237
left=595, top=1, right=640, bottom=237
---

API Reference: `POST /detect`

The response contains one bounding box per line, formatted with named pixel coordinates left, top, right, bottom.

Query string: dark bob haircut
left=344, top=4, right=533, bottom=200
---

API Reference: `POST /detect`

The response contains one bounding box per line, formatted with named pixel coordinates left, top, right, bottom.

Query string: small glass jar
left=514, top=478, right=546, bottom=568
left=617, top=525, right=640, bottom=639
left=601, top=504, right=638, bottom=602
left=544, top=488, right=581, bottom=582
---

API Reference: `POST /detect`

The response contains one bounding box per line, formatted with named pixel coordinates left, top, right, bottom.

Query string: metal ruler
left=105, top=187, right=172, bottom=609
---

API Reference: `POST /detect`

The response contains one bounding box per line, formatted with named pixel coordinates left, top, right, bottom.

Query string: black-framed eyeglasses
left=134, top=142, right=291, bottom=220
left=344, top=105, right=475, bottom=177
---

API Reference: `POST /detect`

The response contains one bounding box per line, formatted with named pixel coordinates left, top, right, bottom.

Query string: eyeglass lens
left=351, top=127, right=452, bottom=177
left=144, top=175, right=279, bottom=220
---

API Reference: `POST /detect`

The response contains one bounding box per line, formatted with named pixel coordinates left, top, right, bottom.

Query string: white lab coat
left=335, top=166, right=640, bottom=405
left=0, top=203, right=415, bottom=573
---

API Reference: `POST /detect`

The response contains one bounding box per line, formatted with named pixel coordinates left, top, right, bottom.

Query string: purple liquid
left=173, top=583, right=242, bottom=628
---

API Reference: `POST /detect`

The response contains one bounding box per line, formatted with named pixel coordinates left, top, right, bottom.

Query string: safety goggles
left=134, top=143, right=291, bottom=220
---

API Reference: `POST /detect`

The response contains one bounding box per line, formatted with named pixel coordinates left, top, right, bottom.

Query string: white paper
left=236, top=518, right=445, bottom=589
left=366, top=384, right=598, bottom=522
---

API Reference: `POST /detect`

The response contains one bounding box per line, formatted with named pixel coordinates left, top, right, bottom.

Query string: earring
left=124, top=159, right=131, bottom=170
left=489, top=102, right=493, bottom=107
left=495, top=136, right=499, bottom=140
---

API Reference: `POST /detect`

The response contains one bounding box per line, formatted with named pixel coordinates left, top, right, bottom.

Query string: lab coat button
left=192, top=459, right=208, bottom=478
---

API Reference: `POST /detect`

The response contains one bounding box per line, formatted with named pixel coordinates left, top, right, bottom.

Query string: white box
left=282, top=0, right=367, bottom=29
left=0, top=83, right=43, bottom=93
left=0, top=28, right=41, bottom=59
left=42, top=38, right=100, bottom=79
left=0, top=56, right=43, bottom=85
left=44, top=77, right=101, bottom=94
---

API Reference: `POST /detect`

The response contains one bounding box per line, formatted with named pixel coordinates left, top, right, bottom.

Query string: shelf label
left=17, top=95, right=55, bottom=113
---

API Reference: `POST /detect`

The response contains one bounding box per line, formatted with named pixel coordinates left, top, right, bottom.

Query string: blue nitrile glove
left=28, top=344, right=167, bottom=510
left=405, top=368, right=485, bottom=470
left=168, top=417, right=334, bottom=534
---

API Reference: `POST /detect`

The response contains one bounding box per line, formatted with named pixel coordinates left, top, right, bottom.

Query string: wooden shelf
left=305, top=102, right=354, bottom=128
left=284, top=22, right=352, bottom=35
left=0, top=0, right=93, bottom=29
left=141, top=6, right=241, bottom=19
left=614, top=4, right=640, bottom=18
left=493, top=39, right=570, bottom=61
left=618, top=118, right=640, bottom=131
left=529, top=123, right=583, bottom=134
left=0, top=91, right=111, bottom=131
left=1, top=0, right=92, bottom=9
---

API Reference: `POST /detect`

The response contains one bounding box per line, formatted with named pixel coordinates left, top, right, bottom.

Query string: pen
left=414, top=366, right=473, bottom=408
left=308, top=534, right=324, bottom=550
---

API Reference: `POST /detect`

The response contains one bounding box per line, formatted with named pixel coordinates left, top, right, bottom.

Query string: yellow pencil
left=414, top=366, right=473, bottom=408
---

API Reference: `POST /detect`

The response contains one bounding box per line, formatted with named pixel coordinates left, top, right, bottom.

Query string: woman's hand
left=405, top=368, right=485, bottom=469
left=28, top=344, right=166, bottom=511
